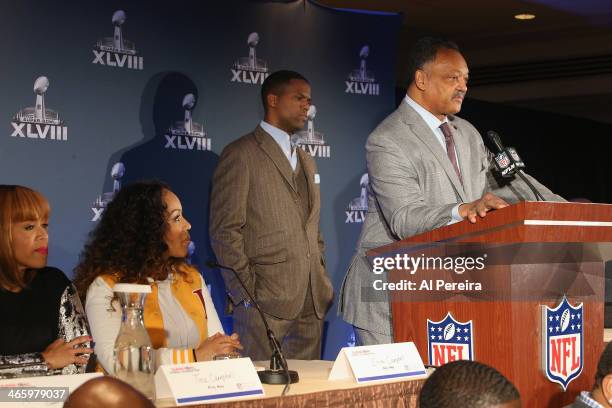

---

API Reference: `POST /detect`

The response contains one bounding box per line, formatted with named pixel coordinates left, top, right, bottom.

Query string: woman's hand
left=41, top=336, right=94, bottom=369
left=195, top=332, right=243, bottom=361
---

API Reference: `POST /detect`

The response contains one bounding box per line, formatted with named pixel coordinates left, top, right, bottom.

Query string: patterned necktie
left=290, top=134, right=299, bottom=172
left=439, top=122, right=463, bottom=184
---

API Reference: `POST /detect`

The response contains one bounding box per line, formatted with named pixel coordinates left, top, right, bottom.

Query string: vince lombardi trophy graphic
left=247, top=32, right=259, bottom=70
left=168, top=93, right=206, bottom=140
left=349, top=173, right=369, bottom=211
left=182, top=93, right=196, bottom=135
left=307, top=105, right=316, bottom=141
left=348, top=45, right=375, bottom=84
left=93, top=162, right=125, bottom=208
left=13, top=76, right=62, bottom=126
left=187, top=241, right=196, bottom=264
left=295, top=105, right=325, bottom=145
left=91, top=163, right=124, bottom=221
left=233, top=32, right=268, bottom=73
left=93, top=8, right=139, bottom=66
left=33, top=76, right=49, bottom=122
left=359, top=46, right=369, bottom=81
left=111, top=162, right=125, bottom=193
left=347, top=328, right=357, bottom=347
left=112, top=10, right=126, bottom=52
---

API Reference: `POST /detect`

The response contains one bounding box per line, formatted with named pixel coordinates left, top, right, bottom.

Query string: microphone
left=486, top=131, right=546, bottom=201
left=486, top=130, right=504, bottom=153
left=205, top=260, right=299, bottom=393
left=486, top=131, right=526, bottom=177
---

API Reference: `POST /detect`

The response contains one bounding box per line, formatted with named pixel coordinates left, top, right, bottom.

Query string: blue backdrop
left=0, top=0, right=401, bottom=359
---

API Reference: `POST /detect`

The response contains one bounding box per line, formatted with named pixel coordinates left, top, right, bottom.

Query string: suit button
left=307, top=253, right=311, bottom=258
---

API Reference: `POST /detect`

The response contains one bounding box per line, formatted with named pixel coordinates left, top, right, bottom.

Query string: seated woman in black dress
left=0, top=185, right=93, bottom=377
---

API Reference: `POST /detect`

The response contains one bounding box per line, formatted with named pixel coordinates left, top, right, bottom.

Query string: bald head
left=64, top=377, right=154, bottom=408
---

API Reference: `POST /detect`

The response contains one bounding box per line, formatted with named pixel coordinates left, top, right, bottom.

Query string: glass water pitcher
left=113, top=283, right=155, bottom=399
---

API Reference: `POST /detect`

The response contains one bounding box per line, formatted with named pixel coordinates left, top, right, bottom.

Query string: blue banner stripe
left=176, top=389, right=264, bottom=403
left=357, top=370, right=426, bottom=382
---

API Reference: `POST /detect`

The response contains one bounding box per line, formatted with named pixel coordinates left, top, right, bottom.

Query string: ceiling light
left=514, top=13, right=536, bottom=20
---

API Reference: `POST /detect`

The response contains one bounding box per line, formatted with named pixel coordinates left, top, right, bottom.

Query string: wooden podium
left=369, top=202, right=612, bottom=407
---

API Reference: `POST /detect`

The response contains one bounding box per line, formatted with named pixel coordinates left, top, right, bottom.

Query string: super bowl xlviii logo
left=231, top=32, right=269, bottom=84
left=541, top=296, right=583, bottom=390
left=164, top=94, right=211, bottom=151
left=293, top=106, right=331, bottom=158
left=345, top=45, right=380, bottom=96
left=10, top=76, right=67, bottom=141
left=345, top=173, right=368, bottom=223
left=427, top=312, right=474, bottom=366
left=91, top=162, right=125, bottom=222
left=92, top=10, right=143, bottom=70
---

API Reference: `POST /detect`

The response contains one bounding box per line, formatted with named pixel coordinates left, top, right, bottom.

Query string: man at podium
left=338, top=37, right=564, bottom=345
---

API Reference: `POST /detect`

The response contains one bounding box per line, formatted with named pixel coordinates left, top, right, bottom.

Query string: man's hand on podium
left=459, top=192, right=509, bottom=223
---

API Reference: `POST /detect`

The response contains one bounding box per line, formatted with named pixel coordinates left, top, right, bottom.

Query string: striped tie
left=439, top=122, right=463, bottom=184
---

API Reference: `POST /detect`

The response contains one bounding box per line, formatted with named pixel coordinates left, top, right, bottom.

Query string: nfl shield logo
left=495, top=152, right=511, bottom=169
left=542, top=297, right=584, bottom=390
left=427, top=312, right=474, bottom=366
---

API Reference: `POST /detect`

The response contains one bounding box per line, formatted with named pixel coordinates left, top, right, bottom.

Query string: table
left=155, top=360, right=427, bottom=407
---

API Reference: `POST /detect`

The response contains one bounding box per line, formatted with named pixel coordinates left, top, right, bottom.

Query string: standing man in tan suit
left=210, top=70, right=333, bottom=361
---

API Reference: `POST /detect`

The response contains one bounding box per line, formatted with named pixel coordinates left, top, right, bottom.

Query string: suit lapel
left=296, top=147, right=318, bottom=223
left=254, top=126, right=297, bottom=194
left=399, top=103, right=468, bottom=202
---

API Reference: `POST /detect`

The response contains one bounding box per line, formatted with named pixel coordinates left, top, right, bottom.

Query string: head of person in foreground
left=419, top=360, right=521, bottom=408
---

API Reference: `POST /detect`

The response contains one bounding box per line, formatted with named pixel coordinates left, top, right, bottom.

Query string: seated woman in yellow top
left=74, top=181, right=241, bottom=373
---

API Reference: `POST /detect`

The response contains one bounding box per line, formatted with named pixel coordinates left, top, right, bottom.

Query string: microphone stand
left=206, top=261, right=298, bottom=395
left=514, top=169, right=546, bottom=201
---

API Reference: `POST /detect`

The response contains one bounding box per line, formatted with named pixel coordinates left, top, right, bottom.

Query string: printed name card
left=155, top=358, right=264, bottom=405
left=328, top=342, right=427, bottom=383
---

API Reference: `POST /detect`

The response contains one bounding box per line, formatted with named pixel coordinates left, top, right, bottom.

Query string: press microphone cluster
left=205, top=260, right=298, bottom=396
left=486, top=130, right=546, bottom=201
left=487, top=131, right=524, bottom=178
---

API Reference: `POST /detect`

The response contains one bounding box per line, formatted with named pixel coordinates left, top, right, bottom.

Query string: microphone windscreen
left=486, top=131, right=504, bottom=152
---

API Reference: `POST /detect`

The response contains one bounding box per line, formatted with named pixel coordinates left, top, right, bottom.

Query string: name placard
left=329, top=342, right=427, bottom=383
left=155, top=358, right=264, bottom=405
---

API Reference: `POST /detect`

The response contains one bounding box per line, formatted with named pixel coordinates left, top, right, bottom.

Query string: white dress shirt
left=260, top=120, right=298, bottom=171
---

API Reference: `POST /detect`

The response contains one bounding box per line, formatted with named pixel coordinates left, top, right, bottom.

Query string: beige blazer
left=210, top=126, right=333, bottom=320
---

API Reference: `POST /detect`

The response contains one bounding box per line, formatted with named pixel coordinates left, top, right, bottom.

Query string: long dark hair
left=74, top=181, right=186, bottom=300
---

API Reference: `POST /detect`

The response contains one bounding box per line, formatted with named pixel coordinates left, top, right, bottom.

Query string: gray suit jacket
left=338, top=102, right=564, bottom=336
left=210, top=126, right=334, bottom=320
